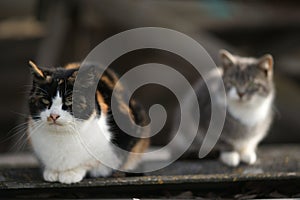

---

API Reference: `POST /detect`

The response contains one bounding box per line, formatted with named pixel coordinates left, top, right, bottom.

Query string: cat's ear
left=219, top=49, right=235, bottom=70
left=258, top=54, right=273, bottom=78
left=28, top=60, right=45, bottom=79
left=67, top=69, right=79, bottom=83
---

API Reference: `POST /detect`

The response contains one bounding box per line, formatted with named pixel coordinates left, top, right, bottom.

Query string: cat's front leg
left=89, top=164, right=113, bottom=178
left=58, top=167, right=87, bottom=184
left=220, top=151, right=240, bottom=167
left=43, top=169, right=59, bottom=182
left=239, top=145, right=257, bottom=165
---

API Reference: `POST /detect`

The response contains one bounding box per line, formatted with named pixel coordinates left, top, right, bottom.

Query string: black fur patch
left=28, top=63, right=149, bottom=157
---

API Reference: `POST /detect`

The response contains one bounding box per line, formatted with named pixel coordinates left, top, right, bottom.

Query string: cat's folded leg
left=43, top=169, right=59, bottom=182
left=89, top=164, right=113, bottom=178
left=58, top=167, right=87, bottom=184
left=240, top=145, right=257, bottom=165
left=220, top=151, right=240, bottom=167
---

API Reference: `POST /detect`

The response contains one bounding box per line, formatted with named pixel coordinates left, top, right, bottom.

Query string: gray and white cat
left=172, top=50, right=275, bottom=167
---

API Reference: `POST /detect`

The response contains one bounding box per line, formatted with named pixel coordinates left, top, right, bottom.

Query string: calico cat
left=172, top=50, right=275, bottom=167
left=27, top=61, right=149, bottom=184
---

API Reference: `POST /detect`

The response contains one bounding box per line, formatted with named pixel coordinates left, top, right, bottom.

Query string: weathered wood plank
left=0, top=145, right=299, bottom=198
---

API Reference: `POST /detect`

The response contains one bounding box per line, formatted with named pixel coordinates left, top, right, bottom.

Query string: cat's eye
left=248, top=82, right=256, bottom=88
left=64, top=96, right=72, bottom=106
left=41, top=98, right=50, bottom=105
left=65, top=101, right=72, bottom=106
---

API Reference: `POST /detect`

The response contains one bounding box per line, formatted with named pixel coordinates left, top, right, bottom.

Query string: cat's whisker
left=7, top=121, right=29, bottom=132
left=2, top=121, right=32, bottom=143
left=21, top=84, right=35, bottom=87
left=4, top=128, right=28, bottom=150
left=272, top=105, right=281, bottom=119
left=9, top=137, right=25, bottom=152
left=9, top=129, right=29, bottom=152
left=72, top=118, right=85, bottom=123
left=1, top=125, right=27, bottom=142
left=8, top=121, right=44, bottom=152
left=26, top=62, right=149, bottom=184
left=20, top=85, right=34, bottom=90
left=28, top=122, right=45, bottom=138
left=9, top=110, right=29, bottom=118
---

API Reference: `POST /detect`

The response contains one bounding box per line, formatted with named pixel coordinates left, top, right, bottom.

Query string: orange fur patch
left=132, top=138, right=150, bottom=154
left=119, top=102, right=135, bottom=122
left=107, top=70, right=123, bottom=89
left=108, top=70, right=118, bottom=82
left=101, top=73, right=124, bottom=92
left=96, top=91, right=109, bottom=115
left=100, top=76, right=115, bottom=89
left=64, top=63, right=80, bottom=69
left=29, top=60, right=44, bottom=78
left=122, top=138, right=150, bottom=170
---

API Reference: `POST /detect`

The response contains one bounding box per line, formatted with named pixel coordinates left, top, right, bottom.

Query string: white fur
left=240, top=149, right=257, bottom=165
left=221, top=148, right=257, bottom=167
left=220, top=151, right=240, bottom=167
left=227, top=87, right=274, bottom=127
left=29, top=93, right=120, bottom=184
left=219, top=87, right=274, bottom=167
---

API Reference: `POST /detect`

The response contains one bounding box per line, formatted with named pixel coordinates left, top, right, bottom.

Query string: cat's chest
left=29, top=117, right=113, bottom=169
left=33, top=132, right=86, bottom=159
left=227, top=94, right=273, bottom=127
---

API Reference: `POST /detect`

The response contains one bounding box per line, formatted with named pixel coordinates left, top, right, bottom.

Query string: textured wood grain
left=0, top=145, right=299, bottom=198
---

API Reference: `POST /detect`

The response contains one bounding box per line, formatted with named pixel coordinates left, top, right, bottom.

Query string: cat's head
left=219, top=49, right=274, bottom=105
left=28, top=61, right=81, bottom=132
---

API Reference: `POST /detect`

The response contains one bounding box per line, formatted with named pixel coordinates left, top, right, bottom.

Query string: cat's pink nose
left=50, top=114, right=60, bottom=121
left=238, top=92, right=245, bottom=98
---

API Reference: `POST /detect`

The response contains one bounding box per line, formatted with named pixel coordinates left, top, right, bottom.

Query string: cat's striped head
left=28, top=61, right=83, bottom=130
left=220, top=50, right=274, bottom=105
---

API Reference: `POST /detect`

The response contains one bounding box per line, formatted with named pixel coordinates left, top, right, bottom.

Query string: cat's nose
left=49, top=113, right=60, bottom=121
left=237, top=92, right=245, bottom=98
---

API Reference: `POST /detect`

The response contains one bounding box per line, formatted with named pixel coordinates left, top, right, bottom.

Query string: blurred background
left=0, top=0, right=300, bottom=153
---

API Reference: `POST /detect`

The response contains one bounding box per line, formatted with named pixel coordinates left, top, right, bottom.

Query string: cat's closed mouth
left=27, top=61, right=150, bottom=184
left=48, top=122, right=63, bottom=126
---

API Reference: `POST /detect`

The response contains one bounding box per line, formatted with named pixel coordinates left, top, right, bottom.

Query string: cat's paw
left=58, top=168, right=86, bottom=184
left=89, top=165, right=113, bottom=178
left=240, top=151, right=257, bottom=165
left=43, top=169, right=59, bottom=182
left=220, top=151, right=240, bottom=167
